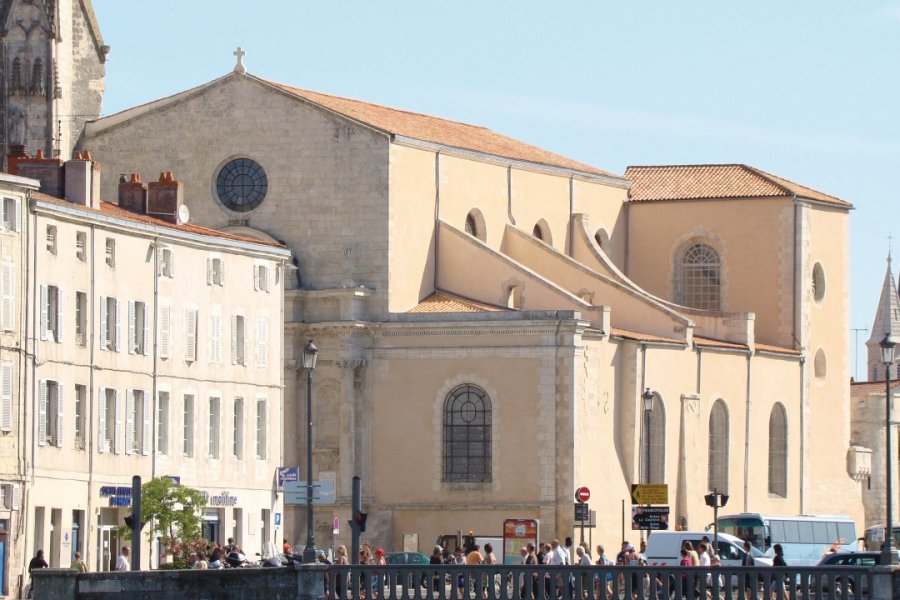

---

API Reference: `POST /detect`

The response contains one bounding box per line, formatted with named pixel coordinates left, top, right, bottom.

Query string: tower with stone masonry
left=865, top=254, right=900, bottom=382
left=0, top=0, right=106, bottom=167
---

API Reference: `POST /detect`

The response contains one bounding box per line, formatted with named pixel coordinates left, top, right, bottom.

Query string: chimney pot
left=82, top=150, right=92, bottom=161
left=36, top=149, right=45, bottom=159
left=130, top=173, right=141, bottom=183
left=147, top=170, right=184, bottom=224
left=118, top=171, right=147, bottom=214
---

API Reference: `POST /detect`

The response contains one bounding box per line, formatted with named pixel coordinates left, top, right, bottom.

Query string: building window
left=254, top=265, right=270, bottom=292
left=679, top=243, right=721, bottom=311
left=708, top=399, right=729, bottom=493
left=128, top=300, right=149, bottom=355
left=157, top=391, right=169, bottom=456
left=40, top=284, right=63, bottom=343
left=464, top=209, right=486, bottom=242
left=38, top=380, right=62, bottom=447
left=215, top=157, right=268, bottom=213
left=208, top=312, right=222, bottom=363
left=812, top=263, right=826, bottom=302
left=183, top=394, right=195, bottom=457
left=100, top=296, right=120, bottom=351
left=75, top=292, right=87, bottom=347
left=126, top=389, right=148, bottom=455
left=442, top=384, right=492, bottom=483
left=255, top=315, right=268, bottom=367
left=1, top=261, right=15, bottom=331
left=159, top=248, right=175, bottom=278
left=466, top=213, right=478, bottom=237
left=814, top=348, right=827, bottom=379
left=232, top=314, right=246, bottom=366
left=105, top=238, right=115, bottom=267
left=99, top=388, right=120, bottom=454
left=46, top=225, right=57, bottom=254
left=768, top=403, right=788, bottom=497
left=640, top=394, right=666, bottom=484
left=209, top=396, right=221, bottom=459
left=506, top=285, right=521, bottom=309
left=1, top=197, right=19, bottom=231
left=208, top=257, right=225, bottom=286
left=159, top=304, right=171, bottom=359
left=0, top=362, right=12, bottom=432
left=233, top=397, right=244, bottom=459
left=74, top=384, right=86, bottom=450
left=184, top=307, right=198, bottom=362
left=256, top=398, right=267, bottom=459
left=76, top=231, right=86, bottom=261
left=532, top=219, right=552, bottom=245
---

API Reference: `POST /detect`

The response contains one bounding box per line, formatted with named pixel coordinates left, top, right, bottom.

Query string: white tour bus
left=716, top=513, right=856, bottom=566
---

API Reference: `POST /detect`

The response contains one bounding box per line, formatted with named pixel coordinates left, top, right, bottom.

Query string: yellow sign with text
left=631, top=484, right=668, bottom=505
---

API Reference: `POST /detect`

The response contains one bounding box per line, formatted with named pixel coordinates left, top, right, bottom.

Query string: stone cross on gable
left=233, top=47, right=246, bottom=74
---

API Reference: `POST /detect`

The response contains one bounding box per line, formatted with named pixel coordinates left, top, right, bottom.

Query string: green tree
left=121, top=477, right=206, bottom=541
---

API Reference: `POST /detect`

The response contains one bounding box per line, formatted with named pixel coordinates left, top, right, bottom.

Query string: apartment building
left=2, top=153, right=290, bottom=587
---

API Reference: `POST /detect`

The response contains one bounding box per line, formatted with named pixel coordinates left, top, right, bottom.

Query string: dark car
left=815, top=551, right=896, bottom=594
left=386, top=551, right=430, bottom=565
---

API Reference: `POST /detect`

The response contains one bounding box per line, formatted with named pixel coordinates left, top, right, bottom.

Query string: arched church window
left=443, top=384, right=491, bottom=483
left=708, top=399, right=729, bottom=493
left=464, top=209, right=486, bottom=242
left=10, top=58, right=24, bottom=94
left=215, top=157, right=268, bottom=213
left=679, top=243, right=721, bottom=310
left=640, top=393, right=665, bottom=484
left=466, top=213, right=477, bottom=237
left=532, top=219, right=552, bottom=245
left=30, top=58, right=44, bottom=95
left=768, top=403, right=788, bottom=497
left=812, top=262, right=826, bottom=302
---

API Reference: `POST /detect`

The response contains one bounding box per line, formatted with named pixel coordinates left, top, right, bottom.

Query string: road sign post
left=631, top=506, right=670, bottom=530
left=575, top=487, right=591, bottom=544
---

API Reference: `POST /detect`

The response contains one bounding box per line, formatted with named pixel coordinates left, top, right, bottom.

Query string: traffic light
left=355, top=511, right=367, bottom=533
left=124, top=514, right=136, bottom=530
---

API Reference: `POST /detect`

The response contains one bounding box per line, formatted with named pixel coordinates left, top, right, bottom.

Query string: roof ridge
left=745, top=165, right=846, bottom=204
left=626, top=163, right=746, bottom=170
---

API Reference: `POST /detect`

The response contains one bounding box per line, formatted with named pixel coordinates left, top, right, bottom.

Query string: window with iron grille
left=768, top=403, right=788, bottom=497
left=678, top=243, right=721, bottom=310
left=442, top=384, right=491, bottom=483
left=707, top=399, right=729, bottom=493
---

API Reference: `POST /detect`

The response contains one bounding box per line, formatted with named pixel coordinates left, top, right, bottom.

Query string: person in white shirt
left=115, top=546, right=130, bottom=571
left=698, top=543, right=711, bottom=567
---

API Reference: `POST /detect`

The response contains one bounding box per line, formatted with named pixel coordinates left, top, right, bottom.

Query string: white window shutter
left=55, top=287, right=63, bottom=343
left=98, top=388, right=108, bottom=453
left=256, top=316, right=268, bottom=367
left=1, top=262, right=14, bottom=330
left=114, top=389, right=123, bottom=454
left=114, top=299, right=122, bottom=353
left=99, top=296, right=108, bottom=351
left=170, top=251, right=176, bottom=277
left=220, top=260, right=225, bottom=285
left=55, top=384, right=63, bottom=448
left=143, top=307, right=150, bottom=356
left=207, top=258, right=213, bottom=285
left=0, top=362, right=12, bottom=432
left=156, top=250, right=162, bottom=276
left=231, top=315, right=238, bottom=365
left=253, top=266, right=259, bottom=291
left=243, top=330, right=249, bottom=368
left=13, top=198, right=19, bottom=232
left=40, top=284, right=48, bottom=341
left=267, top=267, right=272, bottom=293
left=128, top=301, right=136, bottom=354
left=142, top=391, right=151, bottom=455
left=185, top=309, right=197, bottom=362
left=125, top=389, right=134, bottom=454
left=159, top=305, right=170, bottom=359
left=11, top=483, right=20, bottom=510
left=38, top=380, right=47, bottom=446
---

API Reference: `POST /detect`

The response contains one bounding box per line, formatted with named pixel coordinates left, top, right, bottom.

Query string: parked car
left=386, top=551, right=429, bottom=565
left=815, top=551, right=897, bottom=594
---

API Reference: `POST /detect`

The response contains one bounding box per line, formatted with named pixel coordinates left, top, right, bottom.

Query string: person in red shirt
left=283, top=539, right=293, bottom=555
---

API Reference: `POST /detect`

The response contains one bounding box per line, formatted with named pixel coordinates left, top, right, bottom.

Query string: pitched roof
left=264, top=78, right=616, bottom=178
left=609, top=327, right=684, bottom=345
left=867, top=256, right=900, bottom=345
left=753, top=342, right=802, bottom=356
left=851, top=378, right=900, bottom=394
left=625, top=164, right=851, bottom=208
left=32, top=192, right=285, bottom=249
left=409, top=291, right=507, bottom=314
left=695, top=336, right=748, bottom=351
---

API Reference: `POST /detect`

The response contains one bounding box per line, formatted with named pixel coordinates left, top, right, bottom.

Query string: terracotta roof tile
left=624, top=164, right=851, bottom=208
left=409, top=291, right=508, bottom=314
left=265, top=79, right=615, bottom=178
left=754, top=342, right=802, bottom=356
left=609, top=327, right=683, bottom=345
left=32, top=192, right=285, bottom=248
left=695, top=336, right=748, bottom=350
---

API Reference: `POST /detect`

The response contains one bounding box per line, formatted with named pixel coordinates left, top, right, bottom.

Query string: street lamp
left=642, top=388, right=655, bottom=484
left=302, top=339, right=319, bottom=564
left=881, top=333, right=897, bottom=565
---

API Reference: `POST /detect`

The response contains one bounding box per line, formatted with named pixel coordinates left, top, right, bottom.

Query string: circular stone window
left=812, top=262, right=826, bottom=302
left=215, top=157, right=268, bottom=212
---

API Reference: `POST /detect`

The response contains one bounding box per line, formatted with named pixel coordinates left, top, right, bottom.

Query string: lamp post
left=302, top=339, right=319, bottom=564
left=881, top=333, right=897, bottom=565
left=642, top=388, right=654, bottom=542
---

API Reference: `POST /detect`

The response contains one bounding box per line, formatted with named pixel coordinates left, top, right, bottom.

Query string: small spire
left=233, top=47, right=246, bottom=74
left=889, top=234, right=893, bottom=264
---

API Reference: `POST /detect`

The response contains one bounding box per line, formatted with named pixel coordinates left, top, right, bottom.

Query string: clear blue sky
left=92, top=1, right=900, bottom=379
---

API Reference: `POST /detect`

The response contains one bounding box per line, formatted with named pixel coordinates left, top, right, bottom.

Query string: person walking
left=27, top=550, right=48, bottom=598
left=71, top=551, right=88, bottom=573
left=741, top=540, right=757, bottom=599
left=115, top=546, right=131, bottom=571
left=429, top=545, right=444, bottom=590
left=770, top=543, right=788, bottom=600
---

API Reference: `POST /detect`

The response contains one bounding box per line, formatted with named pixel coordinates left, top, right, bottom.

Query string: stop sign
left=575, top=487, right=591, bottom=503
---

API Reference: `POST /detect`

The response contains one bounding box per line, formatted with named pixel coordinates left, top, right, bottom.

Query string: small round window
left=216, top=157, right=268, bottom=212
left=812, top=263, right=826, bottom=302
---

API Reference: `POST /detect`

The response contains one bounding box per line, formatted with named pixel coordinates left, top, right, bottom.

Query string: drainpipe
left=507, top=165, right=516, bottom=225
left=743, top=351, right=752, bottom=512
left=792, top=196, right=801, bottom=347
left=624, top=200, right=631, bottom=276
left=432, top=151, right=441, bottom=291
left=799, top=356, right=807, bottom=514
left=567, top=175, right=574, bottom=257
left=86, top=224, right=96, bottom=568
left=640, top=343, right=648, bottom=483
left=150, top=239, right=160, bottom=479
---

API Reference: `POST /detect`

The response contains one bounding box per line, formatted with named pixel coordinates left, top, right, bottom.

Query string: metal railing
left=325, top=565, right=874, bottom=600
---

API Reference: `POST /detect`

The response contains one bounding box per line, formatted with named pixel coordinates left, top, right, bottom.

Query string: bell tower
left=0, top=0, right=107, bottom=166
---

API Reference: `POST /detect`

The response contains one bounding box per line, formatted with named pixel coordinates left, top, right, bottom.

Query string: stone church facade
left=3, top=0, right=868, bottom=561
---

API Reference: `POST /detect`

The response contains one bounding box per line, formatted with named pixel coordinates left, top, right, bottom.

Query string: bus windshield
left=717, top=516, right=767, bottom=551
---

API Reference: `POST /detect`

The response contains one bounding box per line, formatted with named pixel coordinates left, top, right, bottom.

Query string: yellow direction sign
left=631, top=484, right=668, bottom=505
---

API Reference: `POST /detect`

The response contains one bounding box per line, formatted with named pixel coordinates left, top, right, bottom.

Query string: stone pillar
left=296, top=564, right=327, bottom=600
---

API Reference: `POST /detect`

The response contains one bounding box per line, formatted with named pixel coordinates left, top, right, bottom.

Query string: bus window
left=770, top=521, right=785, bottom=544
left=837, top=523, right=855, bottom=544
left=797, top=521, right=814, bottom=543
left=813, top=522, right=830, bottom=544
left=783, top=520, right=799, bottom=543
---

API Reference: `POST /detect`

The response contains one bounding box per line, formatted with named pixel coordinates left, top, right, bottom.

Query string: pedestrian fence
left=324, top=564, right=875, bottom=600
